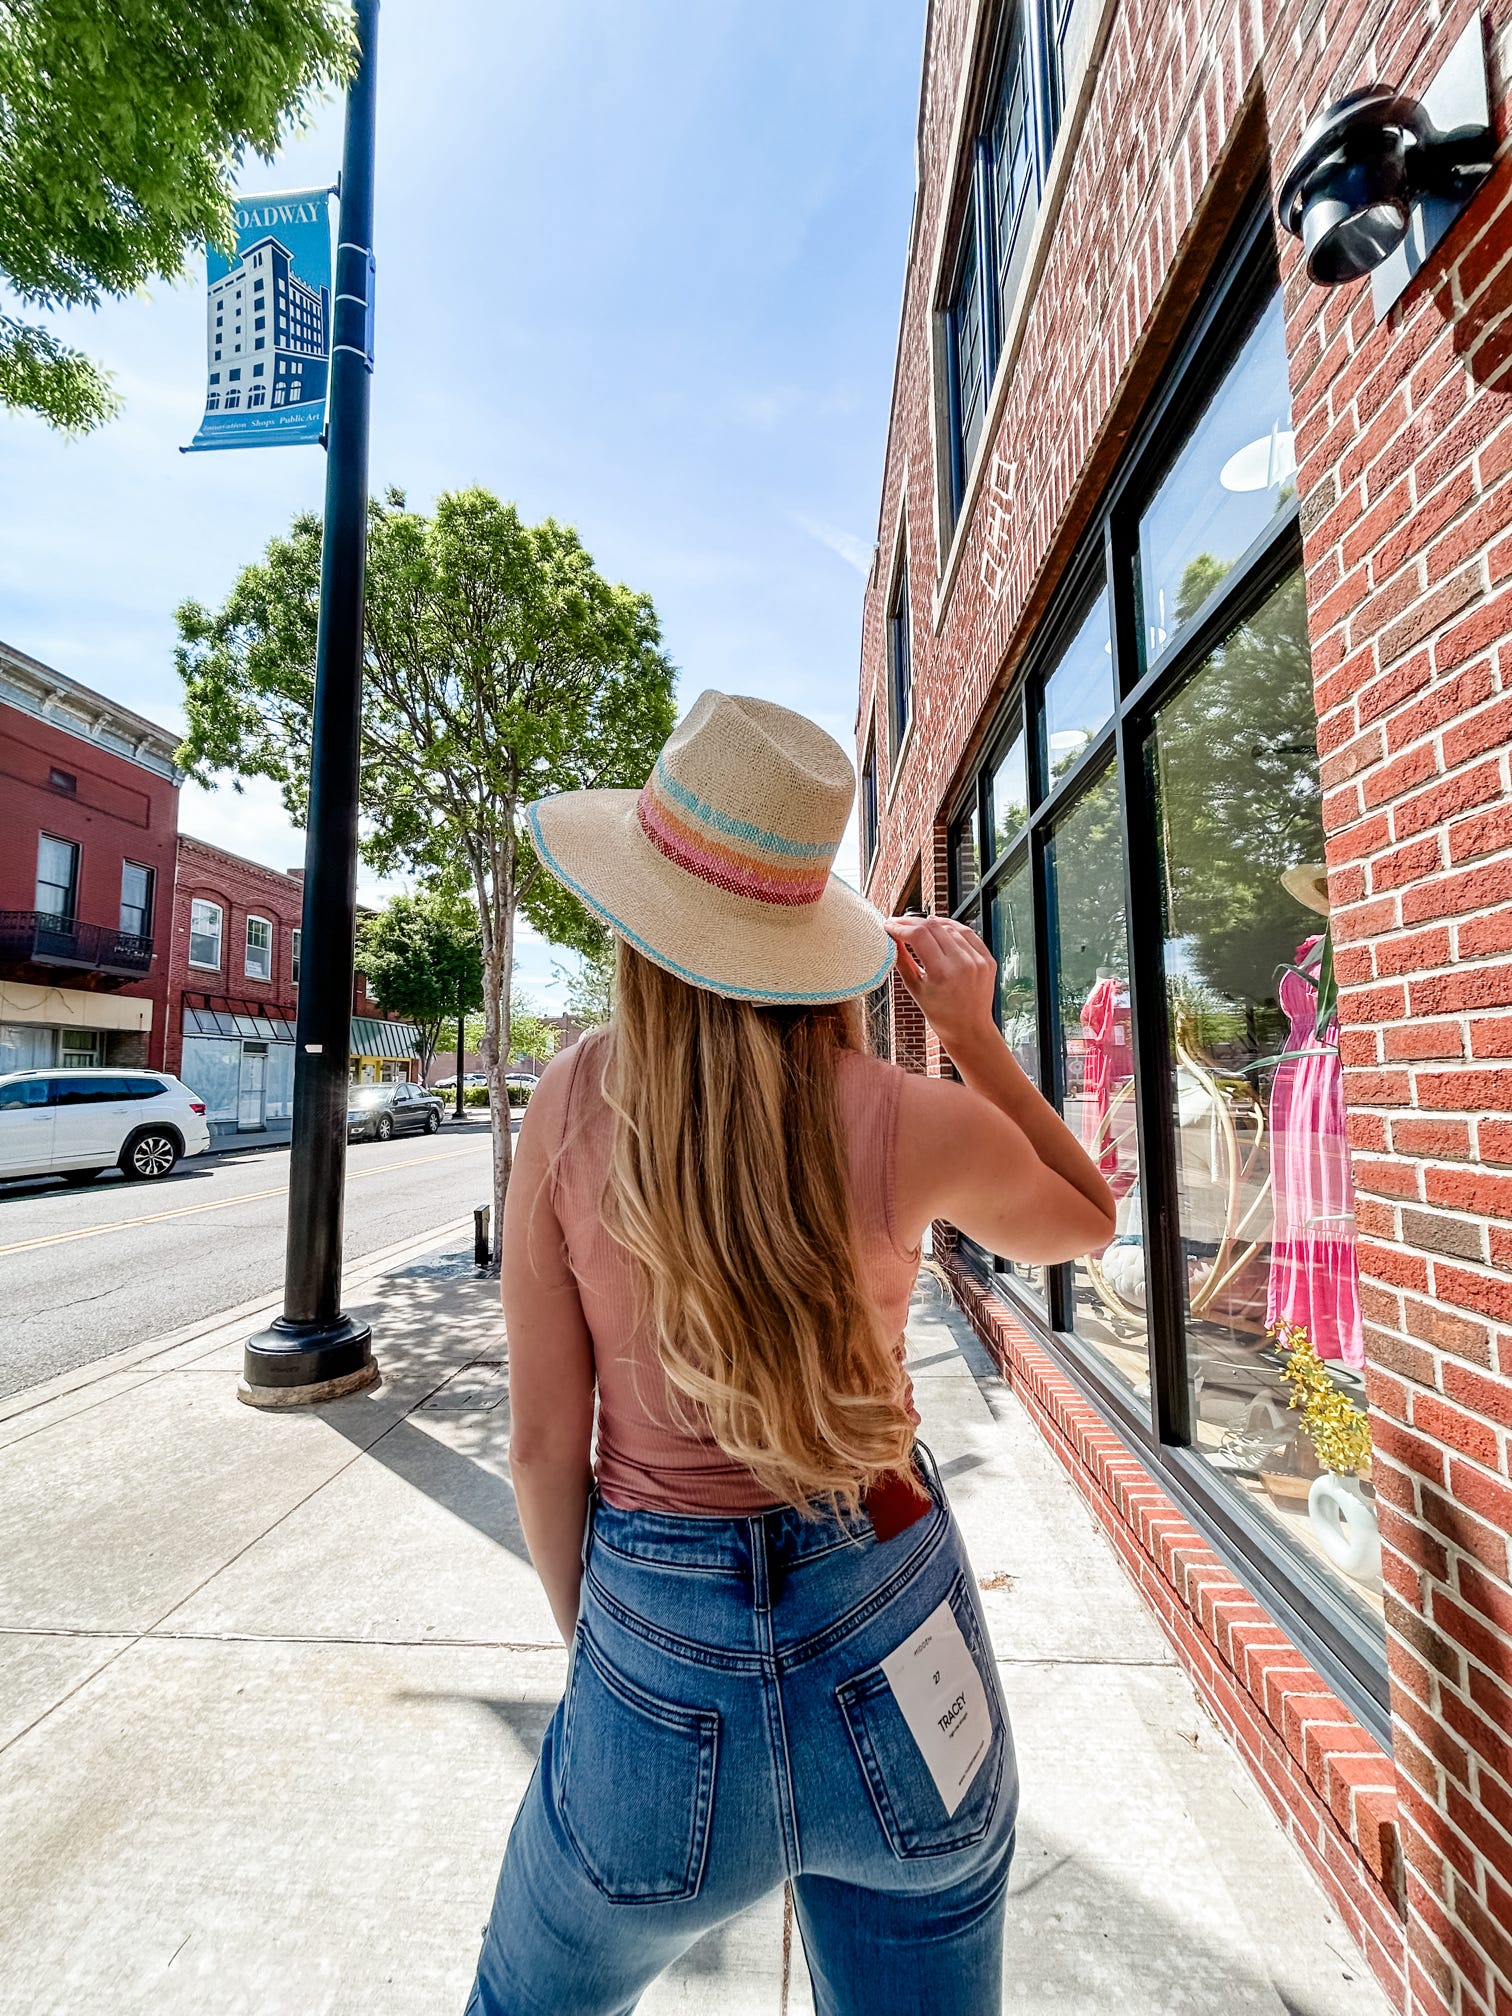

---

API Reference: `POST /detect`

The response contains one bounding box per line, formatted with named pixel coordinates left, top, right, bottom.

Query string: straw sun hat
left=526, top=690, right=896, bottom=1005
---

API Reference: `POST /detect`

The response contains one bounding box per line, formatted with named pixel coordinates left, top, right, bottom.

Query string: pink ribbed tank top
left=547, top=1033, right=923, bottom=1514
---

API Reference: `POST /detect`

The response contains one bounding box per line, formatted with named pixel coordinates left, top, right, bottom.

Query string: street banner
left=183, top=187, right=334, bottom=452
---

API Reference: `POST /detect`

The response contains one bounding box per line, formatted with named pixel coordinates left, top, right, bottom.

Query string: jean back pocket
left=836, top=1570, right=1006, bottom=1859
left=558, top=1629, right=719, bottom=1903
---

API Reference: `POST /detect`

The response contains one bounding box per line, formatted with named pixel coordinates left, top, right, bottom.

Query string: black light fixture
left=1278, top=83, right=1492, bottom=287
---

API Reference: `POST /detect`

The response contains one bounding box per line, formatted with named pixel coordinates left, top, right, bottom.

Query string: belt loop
left=580, top=1483, right=599, bottom=1574
left=913, top=1438, right=944, bottom=1504
left=748, top=1516, right=770, bottom=1614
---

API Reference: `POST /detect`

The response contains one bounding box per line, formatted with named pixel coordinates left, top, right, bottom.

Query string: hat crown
left=636, top=692, right=854, bottom=910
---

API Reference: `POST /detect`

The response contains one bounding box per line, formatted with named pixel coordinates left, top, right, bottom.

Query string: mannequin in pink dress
left=1266, top=913, right=1363, bottom=1368
left=1080, top=969, right=1132, bottom=1192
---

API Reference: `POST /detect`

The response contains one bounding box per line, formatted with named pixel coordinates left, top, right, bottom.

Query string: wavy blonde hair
left=601, top=941, right=915, bottom=1514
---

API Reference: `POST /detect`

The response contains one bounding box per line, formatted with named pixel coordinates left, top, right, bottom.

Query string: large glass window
left=1042, top=586, right=1113, bottom=786
left=36, top=835, right=79, bottom=920
left=987, top=731, right=1028, bottom=859
left=1149, top=566, right=1376, bottom=1624
left=949, top=217, right=987, bottom=489
left=861, top=732, right=879, bottom=872
left=989, top=11, right=1038, bottom=343
left=1047, top=764, right=1148, bottom=1406
left=245, top=915, right=272, bottom=981
left=934, top=218, right=1382, bottom=1710
left=1135, top=292, right=1295, bottom=669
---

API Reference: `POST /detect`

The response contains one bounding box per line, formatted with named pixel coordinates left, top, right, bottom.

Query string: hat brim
left=528, top=791, right=896, bottom=1005
left=1281, top=864, right=1332, bottom=917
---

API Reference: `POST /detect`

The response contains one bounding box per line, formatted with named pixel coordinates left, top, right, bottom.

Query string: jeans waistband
left=584, top=1440, right=944, bottom=1578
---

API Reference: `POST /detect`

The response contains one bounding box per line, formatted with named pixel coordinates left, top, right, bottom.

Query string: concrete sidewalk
left=0, top=1243, right=1389, bottom=2015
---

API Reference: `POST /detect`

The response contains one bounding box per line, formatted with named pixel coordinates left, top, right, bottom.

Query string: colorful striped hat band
left=636, top=755, right=834, bottom=908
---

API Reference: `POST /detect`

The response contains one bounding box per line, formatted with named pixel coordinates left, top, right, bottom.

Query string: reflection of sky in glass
left=1136, top=291, right=1294, bottom=667
left=989, top=733, right=1028, bottom=857
left=1044, top=587, right=1113, bottom=782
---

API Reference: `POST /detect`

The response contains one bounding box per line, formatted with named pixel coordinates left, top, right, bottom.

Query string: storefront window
left=1149, top=567, right=1378, bottom=1621
left=1135, top=292, right=1294, bottom=670
left=1046, top=763, right=1147, bottom=1405
left=991, top=856, right=1045, bottom=1302
left=1043, top=584, right=1113, bottom=784
left=987, top=731, right=1028, bottom=859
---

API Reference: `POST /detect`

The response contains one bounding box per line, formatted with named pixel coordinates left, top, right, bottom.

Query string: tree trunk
left=474, top=862, right=515, bottom=1271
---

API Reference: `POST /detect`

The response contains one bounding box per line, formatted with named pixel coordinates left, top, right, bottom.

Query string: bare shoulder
left=893, top=1064, right=1021, bottom=1244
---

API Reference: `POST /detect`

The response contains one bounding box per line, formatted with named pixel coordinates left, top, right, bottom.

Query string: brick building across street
left=0, top=641, right=180, bottom=1076
left=859, top=2, right=1512, bottom=2009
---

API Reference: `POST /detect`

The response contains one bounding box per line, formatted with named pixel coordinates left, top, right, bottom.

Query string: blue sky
left=0, top=1, right=921, bottom=1006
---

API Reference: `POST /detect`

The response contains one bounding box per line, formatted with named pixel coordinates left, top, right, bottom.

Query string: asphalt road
left=0, top=1117, right=503, bottom=1400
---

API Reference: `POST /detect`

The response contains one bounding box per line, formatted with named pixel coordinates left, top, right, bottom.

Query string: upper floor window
left=888, top=551, right=913, bottom=764
left=36, top=835, right=78, bottom=921
left=245, top=915, right=273, bottom=981
left=291, top=928, right=302, bottom=986
left=861, top=728, right=880, bottom=873
left=189, top=898, right=223, bottom=970
left=941, top=0, right=1071, bottom=528
left=120, top=862, right=154, bottom=939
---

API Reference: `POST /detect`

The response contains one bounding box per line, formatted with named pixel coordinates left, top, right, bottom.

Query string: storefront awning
left=350, top=1014, right=420, bottom=1060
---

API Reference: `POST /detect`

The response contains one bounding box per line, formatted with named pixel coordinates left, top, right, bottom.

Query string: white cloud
left=792, top=513, right=873, bottom=576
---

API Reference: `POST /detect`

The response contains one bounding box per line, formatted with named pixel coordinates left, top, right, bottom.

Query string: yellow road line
left=0, top=1143, right=491, bottom=1259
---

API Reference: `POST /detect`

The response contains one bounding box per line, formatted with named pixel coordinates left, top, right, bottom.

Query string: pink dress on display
left=1266, top=936, right=1363, bottom=1367
left=1080, top=975, right=1132, bottom=1189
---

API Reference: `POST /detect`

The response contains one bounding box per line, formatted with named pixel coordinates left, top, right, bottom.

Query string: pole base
left=241, top=1311, right=377, bottom=1407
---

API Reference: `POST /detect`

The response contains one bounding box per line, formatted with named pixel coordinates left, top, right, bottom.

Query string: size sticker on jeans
left=881, top=1599, right=992, bottom=1816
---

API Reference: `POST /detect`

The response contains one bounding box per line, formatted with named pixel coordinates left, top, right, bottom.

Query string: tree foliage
left=0, top=0, right=355, bottom=429
left=356, top=889, right=483, bottom=1079
left=176, top=486, right=677, bottom=1256
left=555, top=935, right=616, bottom=1028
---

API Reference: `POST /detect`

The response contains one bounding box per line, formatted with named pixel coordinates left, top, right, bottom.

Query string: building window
left=35, top=835, right=79, bottom=920
left=946, top=207, right=987, bottom=503
left=887, top=551, right=913, bottom=765
left=935, top=216, right=1382, bottom=1705
left=291, top=928, right=302, bottom=986
left=209, top=373, right=220, bottom=386
left=245, top=914, right=273, bottom=981
left=120, top=862, right=154, bottom=939
left=988, top=6, right=1039, bottom=346
left=189, top=898, right=223, bottom=970
left=861, top=728, right=880, bottom=872
left=48, top=767, right=77, bottom=794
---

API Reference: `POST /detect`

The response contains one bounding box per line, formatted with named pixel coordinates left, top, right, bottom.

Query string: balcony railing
left=0, top=909, right=154, bottom=978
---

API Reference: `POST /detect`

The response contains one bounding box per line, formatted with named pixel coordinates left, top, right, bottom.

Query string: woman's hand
left=885, top=915, right=998, bottom=1055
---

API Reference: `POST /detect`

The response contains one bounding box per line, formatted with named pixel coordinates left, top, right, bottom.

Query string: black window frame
left=35, top=833, right=80, bottom=921
left=120, top=861, right=154, bottom=939
left=860, top=723, right=881, bottom=875
left=939, top=197, right=1388, bottom=1739
left=887, top=548, right=913, bottom=768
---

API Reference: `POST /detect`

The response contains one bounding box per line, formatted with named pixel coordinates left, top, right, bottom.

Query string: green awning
left=349, top=1015, right=420, bottom=1060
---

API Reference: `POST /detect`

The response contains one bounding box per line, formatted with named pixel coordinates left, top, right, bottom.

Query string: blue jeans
left=466, top=1446, right=1018, bottom=2015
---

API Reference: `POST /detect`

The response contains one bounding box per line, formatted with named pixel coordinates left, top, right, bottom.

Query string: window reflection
left=1135, top=292, right=1295, bottom=668
left=1047, top=763, right=1148, bottom=1407
left=991, top=858, right=1046, bottom=1303
left=1150, top=567, right=1378, bottom=1623
left=1043, top=585, right=1113, bottom=784
left=988, top=732, right=1028, bottom=858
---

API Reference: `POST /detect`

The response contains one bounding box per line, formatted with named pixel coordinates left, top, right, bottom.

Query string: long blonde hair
left=601, top=941, right=914, bottom=1514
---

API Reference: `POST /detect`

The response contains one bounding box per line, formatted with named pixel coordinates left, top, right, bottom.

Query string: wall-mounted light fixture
left=1277, top=18, right=1493, bottom=320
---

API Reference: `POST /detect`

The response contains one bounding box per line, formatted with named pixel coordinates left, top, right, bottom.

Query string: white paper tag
left=880, top=1598, right=993, bottom=1817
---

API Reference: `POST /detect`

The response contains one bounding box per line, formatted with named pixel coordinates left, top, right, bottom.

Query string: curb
left=0, top=1216, right=477, bottom=1427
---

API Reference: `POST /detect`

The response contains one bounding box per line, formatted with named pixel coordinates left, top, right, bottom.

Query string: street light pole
left=242, top=0, right=380, bottom=1407
left=454, top=989, right=465, bottom=1124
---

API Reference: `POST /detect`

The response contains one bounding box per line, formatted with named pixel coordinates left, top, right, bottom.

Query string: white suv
left=0, top=1069, right=212, bottom=1186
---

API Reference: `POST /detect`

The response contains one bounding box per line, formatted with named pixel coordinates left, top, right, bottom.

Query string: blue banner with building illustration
left=183, top=187, right=334, bottom=451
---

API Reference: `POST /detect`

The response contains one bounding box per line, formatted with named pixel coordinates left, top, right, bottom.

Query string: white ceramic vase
left=1307, top=1471, right=1381, bottom=1584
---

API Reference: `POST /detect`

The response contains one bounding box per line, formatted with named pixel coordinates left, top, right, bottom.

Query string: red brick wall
left=1269, top=8, right=1512, bottom=2009
left=0, top=699, right=179, bottom=1065
left=860, top=1, right=1512, bottom=2009
left=164, top=836, right=304, bottom=1074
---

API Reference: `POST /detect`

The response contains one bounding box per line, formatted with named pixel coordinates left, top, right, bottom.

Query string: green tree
left=0, top=0, right=355, bottom=430
left=554, top=934, right=616, bottom=1028
left=356, top=890, right=483, bottom=1080
left=176, top=486, right=676, bottom=1258
left=507, top=993, right=556, bottom=1070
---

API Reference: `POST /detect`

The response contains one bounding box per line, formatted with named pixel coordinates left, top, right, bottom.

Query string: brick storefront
left=859, top=3, right=1512, bottom=2009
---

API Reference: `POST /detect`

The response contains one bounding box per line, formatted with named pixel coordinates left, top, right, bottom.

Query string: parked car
left=432, top=1071, right=489, bottom=1091
left=0, top=1069, right=210, bottom=1185
left=347, top=1080, right=444, bottom=1142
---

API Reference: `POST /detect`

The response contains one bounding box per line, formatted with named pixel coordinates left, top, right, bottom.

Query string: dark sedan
left=346, top=1081, right=444, bottom=1142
